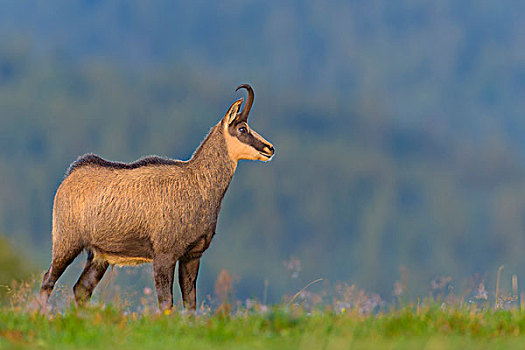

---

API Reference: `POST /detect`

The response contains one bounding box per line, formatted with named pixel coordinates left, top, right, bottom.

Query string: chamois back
left=66, top=153, right=184, bottom=176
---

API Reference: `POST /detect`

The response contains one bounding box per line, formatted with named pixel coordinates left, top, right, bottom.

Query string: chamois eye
left=238, top=126, right=247, bottom=133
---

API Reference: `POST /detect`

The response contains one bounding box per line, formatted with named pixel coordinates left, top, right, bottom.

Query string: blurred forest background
left=1, top=0, right=525, bottom=303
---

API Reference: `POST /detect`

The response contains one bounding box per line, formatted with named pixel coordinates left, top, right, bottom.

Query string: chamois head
left=223, top=84, right=275, bottom=162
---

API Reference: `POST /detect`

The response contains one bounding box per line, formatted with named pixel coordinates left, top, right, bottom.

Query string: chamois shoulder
left=66, top=153, right=183, bottom=176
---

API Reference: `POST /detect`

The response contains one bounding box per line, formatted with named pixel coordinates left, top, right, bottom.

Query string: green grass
left=3, top=304, right=525, bottom=349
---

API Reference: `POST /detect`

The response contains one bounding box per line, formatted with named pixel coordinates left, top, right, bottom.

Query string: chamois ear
left=225, top=98, right=244, bottom=126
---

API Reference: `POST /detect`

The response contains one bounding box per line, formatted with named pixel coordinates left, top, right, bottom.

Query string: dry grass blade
left=287, top=278, right=323, bottom=306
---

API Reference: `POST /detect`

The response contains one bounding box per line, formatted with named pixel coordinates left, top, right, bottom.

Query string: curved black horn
left=236, top=84, right=254, bottom=121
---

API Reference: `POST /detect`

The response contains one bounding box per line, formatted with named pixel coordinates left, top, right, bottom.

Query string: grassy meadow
left=2, top=275, right=525, bottom=349
left=3, top=303, right=525, bottom=349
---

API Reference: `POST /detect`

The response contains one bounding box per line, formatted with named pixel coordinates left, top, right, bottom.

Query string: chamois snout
left=259, top=143, right=275, bottom=160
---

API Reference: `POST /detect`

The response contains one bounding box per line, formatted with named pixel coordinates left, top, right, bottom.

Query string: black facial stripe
left=238, top=133, right=269, bottom=152
left=228, top=123, right=270, bottom=152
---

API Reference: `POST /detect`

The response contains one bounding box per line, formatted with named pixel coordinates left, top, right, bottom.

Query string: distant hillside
left=1, top=1, right=524, bottom=144
left=1, top=1, right=525, bottom=300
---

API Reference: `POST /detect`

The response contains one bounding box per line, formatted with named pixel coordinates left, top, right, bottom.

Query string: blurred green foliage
left=0, top=1, right=524, bottom=301
left=0, top=236, right=33, bottom=299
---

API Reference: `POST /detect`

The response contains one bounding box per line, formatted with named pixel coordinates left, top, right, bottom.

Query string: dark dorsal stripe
left=66, top=153, right=183, bottom=176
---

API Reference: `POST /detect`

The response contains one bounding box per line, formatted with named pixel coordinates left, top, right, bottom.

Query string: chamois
left=39, top=84, right=274, bottom=311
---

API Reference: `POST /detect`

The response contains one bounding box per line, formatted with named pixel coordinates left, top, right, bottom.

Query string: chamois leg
left=178, top=258, right=200, bottom=310
left=153, top=255, right=176, bottom=311
left=40, top=244, right=83, bottom=309
left=73, top=250, right=109, bottom=305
